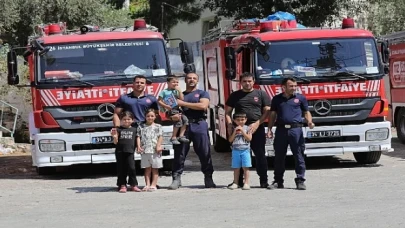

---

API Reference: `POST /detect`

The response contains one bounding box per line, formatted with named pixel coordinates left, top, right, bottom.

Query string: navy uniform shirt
left=115, top=92, right=158, bottom=122
left=270, top=93, right=309, bottom=124
left=182, top=89, right=209, bottom=120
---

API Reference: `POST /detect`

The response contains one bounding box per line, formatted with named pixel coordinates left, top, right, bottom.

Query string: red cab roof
left=42, top=31, right=163, bottom=44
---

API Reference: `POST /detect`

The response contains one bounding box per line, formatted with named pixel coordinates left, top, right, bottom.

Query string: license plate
left=307, top=130, right=341, bottom=138
left=92, top=136, right=113, bottom=144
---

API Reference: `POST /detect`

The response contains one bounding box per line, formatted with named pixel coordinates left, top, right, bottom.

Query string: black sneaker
left=204, top=174, right=217, bottom=188
left=267, top=181, right=284, bottom=190
left=260, top=182, right=269, bottom=188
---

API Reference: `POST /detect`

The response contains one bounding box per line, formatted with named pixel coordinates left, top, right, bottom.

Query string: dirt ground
left=0, top=150, right=37, bottom=177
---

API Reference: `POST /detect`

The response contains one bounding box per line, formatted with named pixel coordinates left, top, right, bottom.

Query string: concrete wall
left=169, top=8, right=216, bottom=46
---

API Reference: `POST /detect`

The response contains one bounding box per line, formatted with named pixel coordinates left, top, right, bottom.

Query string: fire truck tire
left=396, top=108, right=405, bottom=144
left=353, top=151, right=382, bottom=164
left=163, top=159, right=173, bottom=171
left=36, top=167, right=55, bottom=175
left=213, top=133, right=231, bottom=153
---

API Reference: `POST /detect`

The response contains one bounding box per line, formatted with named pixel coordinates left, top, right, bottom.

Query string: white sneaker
left=242, top=184, right=250, bottom=190
left=227, top=183, right=239, bottom=190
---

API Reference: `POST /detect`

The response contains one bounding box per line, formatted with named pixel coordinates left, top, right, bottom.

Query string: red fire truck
left=381, top=30, right=405, bottom=144
left=6, top=19, right=195, bottom=174
left=202, top=16, right=393, bottom=164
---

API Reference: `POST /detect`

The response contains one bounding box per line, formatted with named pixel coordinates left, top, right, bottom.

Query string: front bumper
left=31, top=126, right=174, bottom=167
left=263, top=121, right=393, bottom=157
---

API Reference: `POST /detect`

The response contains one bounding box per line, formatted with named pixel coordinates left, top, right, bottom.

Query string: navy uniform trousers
left=172, top=120, right=214, bottom=176
left=273, top=126, right=306, bottom=183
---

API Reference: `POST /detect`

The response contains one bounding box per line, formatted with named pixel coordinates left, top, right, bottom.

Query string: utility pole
left=161, top=2, right=165, bottom=33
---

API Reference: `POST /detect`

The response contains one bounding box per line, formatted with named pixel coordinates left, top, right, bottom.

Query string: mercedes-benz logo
left=313, top=100, right=332, bottom=116
left=97, top=103, right=115, bottom=120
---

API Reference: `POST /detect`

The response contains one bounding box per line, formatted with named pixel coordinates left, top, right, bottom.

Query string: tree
left=128, top=0, right=204, bottom=33
left=0, top=0, right=133, bottom=46
left=203, top=0, right=368, bottom=27
left=367, top=0, right=405, bottom=36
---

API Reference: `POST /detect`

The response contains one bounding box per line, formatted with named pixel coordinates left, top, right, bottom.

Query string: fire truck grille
left=311, top=110, right=358, bottom=117
left=63, top=105, right=100, bottom=112
left=44, top=103, right=114, bottom=130
left=307, top=98, right=363, bottom=106
left=308, top=97, right=380, bottom=125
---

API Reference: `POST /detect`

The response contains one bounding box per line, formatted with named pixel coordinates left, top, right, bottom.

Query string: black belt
left=189, top=118, right=206, bottom=123
left=276, top=123, right=303, bottom=129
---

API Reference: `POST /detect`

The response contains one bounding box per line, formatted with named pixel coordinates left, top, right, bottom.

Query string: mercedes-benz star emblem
left=313, top=100, right=332, bottom=116
left=97, top=103, right=115, bottom=120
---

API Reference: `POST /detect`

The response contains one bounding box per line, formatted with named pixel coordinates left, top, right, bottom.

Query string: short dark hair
left=133, top=75, right=147, bottom=82
left=282, top=77, right=296, bottom=86
left=145, top=108, right=158, bottom=116
left=233, top=112, right=247, bottom=119
left=120, top=111, right=134, bottom=120
left=167, top=75, right=179, bottom=82
left=239, top=72, right=255, bottom=82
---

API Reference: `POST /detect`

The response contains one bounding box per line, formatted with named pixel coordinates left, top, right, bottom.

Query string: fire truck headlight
left=162, top=132, right=173, bottom=145
left=39, top=139, right=66, bottom=152
left=365, top=128, right=389, bottom=141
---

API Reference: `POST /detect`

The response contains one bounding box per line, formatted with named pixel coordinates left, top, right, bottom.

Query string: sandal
left=148, top=187, right=157, bottom=192
left=129, top=186, right=142, bottom=192
left=142, top=186, right=150, bottom=192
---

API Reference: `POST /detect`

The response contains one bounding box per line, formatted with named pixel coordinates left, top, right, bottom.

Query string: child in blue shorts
left=227, top=112, right=252, bottom=190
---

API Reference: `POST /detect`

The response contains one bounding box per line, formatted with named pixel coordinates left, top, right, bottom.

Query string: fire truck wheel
left=213, top=133, right=231, bottom=153
left=396, top=108, right=405, bottom=144
left=353, top=151, right=382, bottom=164
left=36, top=167, right=55, bottom=175
left=163, top=159, right=173, bottom=171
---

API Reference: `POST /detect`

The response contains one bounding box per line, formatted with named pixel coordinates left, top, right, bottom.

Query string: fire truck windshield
left=256, top=38, right=381, bottom=81
left=38, top=39, right=168, bottom=83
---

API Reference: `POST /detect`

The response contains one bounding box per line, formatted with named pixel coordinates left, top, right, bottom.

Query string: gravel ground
left=0, top=131, right=404, bottom=228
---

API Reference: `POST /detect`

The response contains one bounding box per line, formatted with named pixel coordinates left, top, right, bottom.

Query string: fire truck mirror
left=7, top=50, right=20, bottom=85
left=224, top=47, right=236, bottom=80
left=179, top=42, right=194, bottom=64
left=380, top=42, right=389, bottom=64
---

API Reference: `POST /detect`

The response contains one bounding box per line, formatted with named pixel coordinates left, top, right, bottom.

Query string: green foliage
left=0, top=0, right=133, bottom=46
left=367, top=0, right=405, bottom=36
left=203, top=0, right=368, bottom=27
left=129, top=0, right=203, bottom=33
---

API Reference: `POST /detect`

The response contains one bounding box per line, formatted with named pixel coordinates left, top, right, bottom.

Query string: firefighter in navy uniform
left=168, top=73, right=216, bottom=189
left=267, top=77, right=314, bottom=190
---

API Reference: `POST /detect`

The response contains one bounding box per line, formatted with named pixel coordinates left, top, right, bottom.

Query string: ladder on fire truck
left=202, top=19, right=258, bottom=44
left=202, top=17, right=356, bottom=45
left=380, top=30, right=405, bottom=44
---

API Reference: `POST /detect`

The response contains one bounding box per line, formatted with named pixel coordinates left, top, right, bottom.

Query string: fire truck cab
left=6, top=19, right=196, bottom=174
left=202, top=15, right=393, bottom=164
